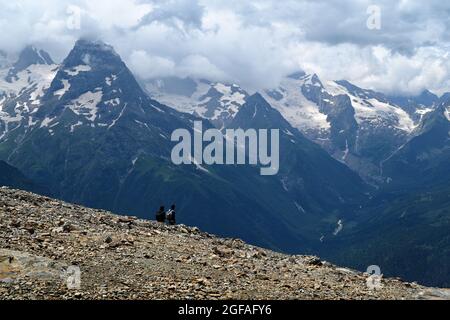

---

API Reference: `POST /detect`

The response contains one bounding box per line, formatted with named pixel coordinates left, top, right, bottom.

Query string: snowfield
left=67, top=90, right=103, bottom=122
left=263, top=76, right=331, bottom=133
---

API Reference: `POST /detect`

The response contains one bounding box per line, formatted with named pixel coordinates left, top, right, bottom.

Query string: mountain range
left=146, top=71, right=448, bottom=186
left=0, top=40, right=449, bottom=287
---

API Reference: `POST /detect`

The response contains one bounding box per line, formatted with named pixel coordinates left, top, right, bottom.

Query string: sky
left=0, top=0, right=449, bottom=96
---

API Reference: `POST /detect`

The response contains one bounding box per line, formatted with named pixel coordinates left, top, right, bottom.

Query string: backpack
left=166, top=209, right=174, bottom=220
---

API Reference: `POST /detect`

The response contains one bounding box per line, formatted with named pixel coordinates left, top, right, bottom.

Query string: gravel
left=0, top=187, right=449, bottom=300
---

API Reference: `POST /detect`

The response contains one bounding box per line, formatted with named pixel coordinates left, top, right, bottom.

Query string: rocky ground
left=0, top=187, right=449, bottom=300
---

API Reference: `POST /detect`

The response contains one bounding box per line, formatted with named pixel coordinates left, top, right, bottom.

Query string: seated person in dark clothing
left=166, top=204, right=176, bottom=225
left=156, top=206, right=166, bottom=223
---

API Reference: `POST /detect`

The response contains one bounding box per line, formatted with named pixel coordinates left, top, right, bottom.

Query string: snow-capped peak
left=5, top=46, right=54, bottom=83
left=303, top=73, right=323, bottom=88
left=62, top=39, right=121, bottom=71
left=262, top=72, right=331, bottom=134
left=324, top=80, right=416, bottom=133
left=144, top=77, right=249, bottom=129
left=0, top=47, right=59, bottom=140
left=0, top=46, right=58, bottom=110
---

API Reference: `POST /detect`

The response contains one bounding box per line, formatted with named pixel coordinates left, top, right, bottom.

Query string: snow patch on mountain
left=64, top=65, right=91, bottom=76
left=108, top=103, right=127, bottom=129
left=105, top=75, right=117, bottom=86
left=145, top=79, right=210, bottom=114
left=0, top=96, right=6, bottom=111
left=54, top=80, right=71, bottom=99
left=324, top=81, right=416, bottom=133
left=70, top=121, right=83, bottom=133
left=294, top=201, right=306, bottom=214
left=0, top=103, right=24, bottom=139
left=0, top=64, right=58, bottom=99
left=415, top=107, right=434, bottom=121
left=105, top=98, right=120, bottom=107
left=214, top=83, right=246, bottom=106
left=367, top=99, right=416, bottom=132
left=333, top=220, right=344, bottom=236
left=145, top=78, right=248, bottom=128
left=262, top=77, right=331, bottom=133
left=67, top=90, right=103, bottom=122
left=40, top=117, right=56, bottom=128
left=0, top=62, right=57, bottom=137
left=202, top=83, right=246, bottom=123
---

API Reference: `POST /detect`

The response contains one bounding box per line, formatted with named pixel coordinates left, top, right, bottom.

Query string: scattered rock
left=104, top=236, right=113, bottom=244
left=213, top=247, right=234, bottom=258
left=62, top=223, right=76, bottom=233
left=305, top=256, right=323, bottom=266
left=0, top=188, right=446, bottom=300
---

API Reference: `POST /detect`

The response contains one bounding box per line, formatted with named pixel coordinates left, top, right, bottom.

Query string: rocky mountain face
left=6, top=46, right=54, bottom=83
left=322, top=102, right=450, bottom=288
left=381, top=102, right=450, bottom=190
left=387, top=90, right=440, bottom=122
left=0, top=40, right=373, bottom=254
left=0, top=47, right=58, bottom=142
left=2, top=187, right=449, bottom=300
left=262, top=72, right=425, bottom=184
left=145, top=77, right=249, bottom=129
left=440, top=93, right=450, bottom=105
left=146, top=72, right=448, bottom=189
left=0, top=161, right=45, bottom=194
left=228, top=93, right=370, bottom=241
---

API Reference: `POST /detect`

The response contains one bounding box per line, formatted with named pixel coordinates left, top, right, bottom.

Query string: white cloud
left=129, top=50, right=176, bottom=79
left=0, top=0, right=448, bottom=96
left=177, top=55, right=227, bottom=81
left=291, top=43, right=450, bottom=96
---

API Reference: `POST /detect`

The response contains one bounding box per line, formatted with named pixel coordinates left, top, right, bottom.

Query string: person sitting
left=166, top=204, right=176, bottom=225
left=156, top=206, right=166, bottom=223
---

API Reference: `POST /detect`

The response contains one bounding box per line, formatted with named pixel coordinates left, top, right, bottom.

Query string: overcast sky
left=0, top=0, right=449, bottom=95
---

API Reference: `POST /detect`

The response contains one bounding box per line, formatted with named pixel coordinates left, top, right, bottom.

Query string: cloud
left=136, top=0, right=204, bottom=31
left=177, top=55, right=227, bottom=81
left=0, top=0, right=448, bottom=96
left=129, top=50, right=176, bottom=79
left=292, top=43, right=450, bottom=96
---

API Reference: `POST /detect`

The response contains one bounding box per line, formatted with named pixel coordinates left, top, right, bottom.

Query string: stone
left=62, top=223, right=76, bottom=233
left=0, top=188, right=443, bottom=301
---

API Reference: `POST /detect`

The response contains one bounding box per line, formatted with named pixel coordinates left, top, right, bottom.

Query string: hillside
left=1, top=188, right=449, bottom=300
left=325, top=183, right=450, bottom=288
left=0, top=161, right=46, bottom=195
